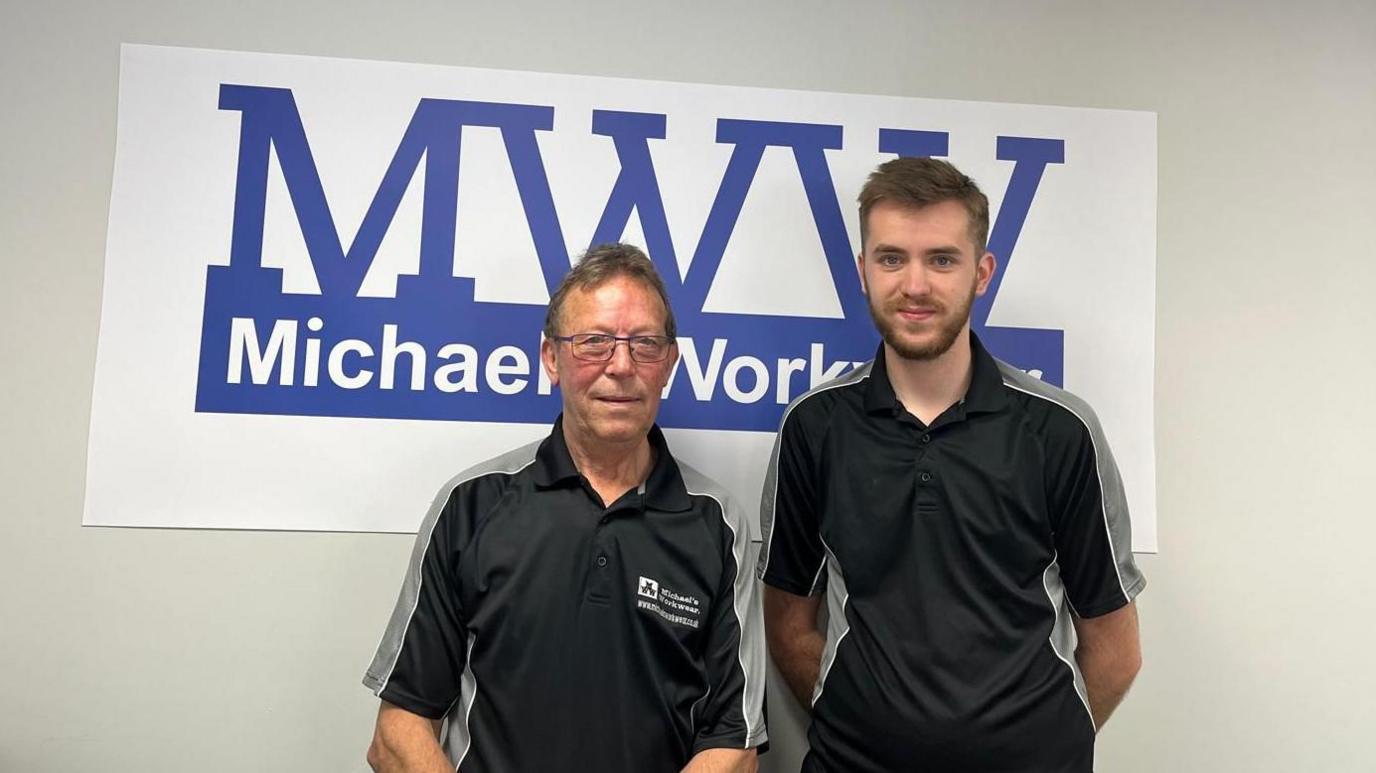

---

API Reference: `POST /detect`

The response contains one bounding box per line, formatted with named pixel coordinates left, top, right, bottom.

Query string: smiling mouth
left=896, top=307, right=938, bottom=320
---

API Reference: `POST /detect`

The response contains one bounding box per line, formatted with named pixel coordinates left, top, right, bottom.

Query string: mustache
left=883, top=298, right=947, bottom=314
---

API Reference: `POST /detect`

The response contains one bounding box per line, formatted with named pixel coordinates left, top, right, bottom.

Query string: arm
left=363, top=479, right=482, bottom=770
left=763, top=585, right=824, bottom=709
left=1041, top=401, right=1145, bottom=730
left=366, top=701, right=450, bottom=773
left=681, top=747, right=759, bottom=773
left=1073, top=600, right=1141, bottom=730
left=757, top=400, right=828, bottom=711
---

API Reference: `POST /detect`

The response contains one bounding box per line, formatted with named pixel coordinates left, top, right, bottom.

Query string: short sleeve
left=692, top=496, right=769, bottom=753
left=1045, top=404, right=1146, bottom=618
left=362, top=482, right=471, bottom=718
left=758, top=402, right=827, bottom=596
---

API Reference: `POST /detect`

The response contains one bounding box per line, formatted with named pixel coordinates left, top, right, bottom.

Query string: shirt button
left=596, top=555, right=608, bottom=568
left=921, top=434, right=932, bottom=444
left=919, top=472, right=932, bottom=483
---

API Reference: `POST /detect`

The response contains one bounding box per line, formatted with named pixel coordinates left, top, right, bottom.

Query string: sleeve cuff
left=692, top=728, right=770, bottom=755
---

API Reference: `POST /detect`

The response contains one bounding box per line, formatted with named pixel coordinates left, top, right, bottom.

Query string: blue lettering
left=217, top=85, right=564, bottom=298
left=198, top=86, right=1071, bottom=430
left=684, top=119, right=864, bottom=322
left=588, top=111, right=681, bottom=289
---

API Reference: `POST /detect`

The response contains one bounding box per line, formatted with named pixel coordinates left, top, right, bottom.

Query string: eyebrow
left=869, top=243, right=965, bottom=257
left=924, top=246, right=964, bottom=257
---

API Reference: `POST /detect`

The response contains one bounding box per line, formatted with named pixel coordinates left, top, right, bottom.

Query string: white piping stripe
left=451, top=633, right=479, bottom=770
left=810, top=536, right=852, bottom=708
left=374, top=457, right=537, bottom=696
left=684, top=484, right=766, bottom=747
left=1041, top=553, right=1095, bottom=729
left=760, top=364, right=873, bottom=579
left=806, top=555, right=828, bottom=596
left=1002, top=379, right=1132, bottom=600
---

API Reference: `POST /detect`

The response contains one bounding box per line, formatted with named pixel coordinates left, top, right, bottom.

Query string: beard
left=867, top=282, right=977, bottom=361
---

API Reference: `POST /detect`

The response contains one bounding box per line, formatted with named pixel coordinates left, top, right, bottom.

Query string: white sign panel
left=86, top=44, right=1157, bottom=551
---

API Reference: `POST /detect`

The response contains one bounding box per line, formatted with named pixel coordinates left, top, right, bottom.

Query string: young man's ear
left=974, top=252, right=998, bottom=297
left=855, top=253, right=869, bottom=295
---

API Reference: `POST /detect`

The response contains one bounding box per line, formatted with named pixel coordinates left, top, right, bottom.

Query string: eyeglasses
left=553, top=333, right=675, bottom=363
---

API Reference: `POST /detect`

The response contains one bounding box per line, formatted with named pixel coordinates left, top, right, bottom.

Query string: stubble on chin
left=868, top=289, right=976, bottom=362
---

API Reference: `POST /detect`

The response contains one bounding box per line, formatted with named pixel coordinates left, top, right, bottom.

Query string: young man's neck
left=883, top=328, right=975, bottom=426
left=562, top=427, right=655, bottom=507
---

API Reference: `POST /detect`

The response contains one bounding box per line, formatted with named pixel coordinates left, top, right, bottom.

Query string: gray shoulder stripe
left=1041, top=554, right=1095, bottom=730
left=366, top=439, right=542, bottom=698
left=446, top=633, right=480, bottom=767
left=997, top=362, right=1135, bottom=601
left=679, top=460, right=739, bottom=517
left=759, top=362, right=873, bottom=580
left=810, top=535, right=853, bottom=708
left=681, top=461, right=769, bottom=748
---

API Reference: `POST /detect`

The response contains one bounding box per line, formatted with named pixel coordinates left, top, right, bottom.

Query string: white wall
left=2, top=1, right=1373, bottom=770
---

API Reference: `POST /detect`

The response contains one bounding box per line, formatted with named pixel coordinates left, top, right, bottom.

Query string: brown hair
left=543, top=243, right=677, bottom=340
left=857, top=157, right=990, bottom=255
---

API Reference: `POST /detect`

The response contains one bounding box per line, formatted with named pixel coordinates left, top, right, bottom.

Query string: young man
left=364, top=244, right=766, bottom=773
left=760, top=158, right=1144, bottom=772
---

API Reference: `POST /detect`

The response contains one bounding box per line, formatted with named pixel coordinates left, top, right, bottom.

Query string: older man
left=364, top=243, right=766, bottom=773
left=760, top=158, right=1144, bottom=772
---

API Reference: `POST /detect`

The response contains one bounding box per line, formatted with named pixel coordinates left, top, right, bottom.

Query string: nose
left=900, top=263, right=932, bottom=298
left=603, top=339, right=636, bottom=376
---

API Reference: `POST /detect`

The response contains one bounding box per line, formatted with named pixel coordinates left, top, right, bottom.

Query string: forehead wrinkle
left=560, top=281, right=669, bottom=336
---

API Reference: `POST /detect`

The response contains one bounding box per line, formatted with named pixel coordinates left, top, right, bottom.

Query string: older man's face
left=540, top=275, right=678, bottom=449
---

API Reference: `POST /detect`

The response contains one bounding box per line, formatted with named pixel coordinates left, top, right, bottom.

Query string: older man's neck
left=564, top=431, right=655, bottom=507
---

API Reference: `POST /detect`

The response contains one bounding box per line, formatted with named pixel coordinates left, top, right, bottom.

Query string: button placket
left=914, top=431, right=939, bottom=515
left=915, top=432, right=932, bottom=461
left=584, top=509, right=615, bottom=605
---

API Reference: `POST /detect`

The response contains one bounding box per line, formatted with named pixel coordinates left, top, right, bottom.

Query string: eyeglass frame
left=550, top=333, right=677, bottom=363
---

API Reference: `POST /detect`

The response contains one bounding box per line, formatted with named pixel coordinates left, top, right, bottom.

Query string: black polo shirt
left=365, top=417, right=767, bottom=772
left=759, top=334, right=1144, bottom=772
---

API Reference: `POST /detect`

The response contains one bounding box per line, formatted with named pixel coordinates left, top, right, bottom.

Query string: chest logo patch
left=635, top=575, right=703, bottom=629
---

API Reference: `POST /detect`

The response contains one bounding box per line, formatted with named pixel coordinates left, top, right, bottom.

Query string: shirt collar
left=962, top=332, right=1011, bottom=415
left=532, top=414, right=693, bottom=513
left=862, top=331, right=1009, bottom=418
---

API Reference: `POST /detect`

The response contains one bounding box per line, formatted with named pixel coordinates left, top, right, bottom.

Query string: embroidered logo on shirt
left=635, top=576, right=702, bottom=629
left=637, top=576, right=660, bottom=600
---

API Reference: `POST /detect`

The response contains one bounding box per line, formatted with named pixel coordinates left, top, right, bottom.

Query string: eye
left=876, top=252, right=904, bottom=267
left=931, top=254, right=956, bottom=268
left=629, top=336, right=671, bottom=361
left=571, top=333, right=615, bottom=357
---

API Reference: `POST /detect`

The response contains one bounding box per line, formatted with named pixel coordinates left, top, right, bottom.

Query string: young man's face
left=858, top=199, right=996, bottom=361
left=540, top=275, right=678, bottom=449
